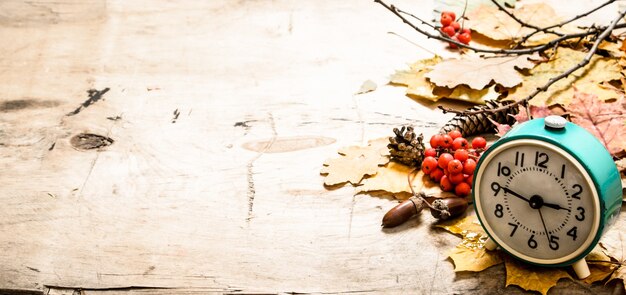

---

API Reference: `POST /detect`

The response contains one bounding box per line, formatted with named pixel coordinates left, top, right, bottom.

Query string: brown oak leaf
left=424, top=54, right=538, bottom=90
left=465, top=3, right=581, bottom=46
left=566, top=89, right=626, bottom=156
left=390, top=56, right=499, bottom=103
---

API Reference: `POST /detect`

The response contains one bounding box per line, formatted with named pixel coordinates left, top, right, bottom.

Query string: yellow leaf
left=438, top=214, right=503, bottom=272
left=356, top=161, right=413, bottom=193
left=320, top=138, right=389, bottom=186
left=436, top=214, right=485, bottom=237
left=446, top=85, right=501, bottom=103
left=425, top=54, right=538, bottom=90
left=465, top=4, right=581, bottom=45
left=509, top=47, right=622, bottom=106
left=390, top=56, right=442, bottom=101
left=449, top=246, right=503, bottom=272
left=504, top=255, right=572, bottom=295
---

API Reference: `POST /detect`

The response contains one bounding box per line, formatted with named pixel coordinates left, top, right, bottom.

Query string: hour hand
left=502, top=187, right=531, bottom=203
left=542, top=201, right=570, bottom=211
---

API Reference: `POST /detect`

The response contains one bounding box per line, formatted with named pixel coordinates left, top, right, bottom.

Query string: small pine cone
left=388, top=126, right=425, bottom=167
left=439, top=100, right=519, bottom=137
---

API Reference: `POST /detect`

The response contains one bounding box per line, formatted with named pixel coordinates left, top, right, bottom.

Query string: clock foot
left=485, top=237, right=497, bottom=251
left=572, top=258, right=590, bottom=279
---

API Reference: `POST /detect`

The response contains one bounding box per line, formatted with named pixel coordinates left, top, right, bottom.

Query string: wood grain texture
left=0, top=0, right=623, bottom=294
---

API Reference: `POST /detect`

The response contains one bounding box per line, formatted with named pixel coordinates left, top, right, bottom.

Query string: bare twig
left=489, top=0, right=564, bottom=37
left=516, top=0, right=617, bottom=47
left=374, top=0, right=626, bottom=55
left=439, top=9, right=626, bottom=116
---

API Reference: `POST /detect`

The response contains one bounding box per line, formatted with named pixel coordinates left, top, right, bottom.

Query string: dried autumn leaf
left=356, top=163, right=447, bottom=197
left=425, top=54, right=538, bottom=90
left=448, top=245, right=503, bottom=272
left=489, top=104, right=555, bottom=137
left=600, top=231, right=626, bottom=291
left=504, top=255, right=572, bottom=295
left=465, top=3, right=581, bottom=45
left=616, top=158, right=626, bottom=173
left=356, top=79, right=377, bottom=95
left=320, top=138, right=389, bottom=186
left=437, top=214, right=503, bottom=272
left=566, top=89, right=626, bottom=156
left=390, top=56, right=500, bottom=103
left=390, top=56, right=442, bottom=101
left=356, top=161, right=413, bottom=194
left=583, top=245, right=616, bottom=285
left=510, top=48, right=622, bottom=107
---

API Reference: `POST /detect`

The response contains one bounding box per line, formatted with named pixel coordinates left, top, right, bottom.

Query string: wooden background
left=0, top=0, right=624, bottom=294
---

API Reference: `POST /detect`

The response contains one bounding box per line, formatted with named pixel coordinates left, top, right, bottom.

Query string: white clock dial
left=475, top=139, right=600, bottom=264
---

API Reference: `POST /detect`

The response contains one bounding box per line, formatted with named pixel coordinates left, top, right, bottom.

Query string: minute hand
left=502, top=187, right=531, bottom=204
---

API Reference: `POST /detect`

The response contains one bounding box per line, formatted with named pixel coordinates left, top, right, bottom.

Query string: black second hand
left=537, top=208, right=551, bottom=244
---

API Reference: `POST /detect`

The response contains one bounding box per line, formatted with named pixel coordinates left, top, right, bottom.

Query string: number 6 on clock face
left=474, top=139, right=600, bottom=265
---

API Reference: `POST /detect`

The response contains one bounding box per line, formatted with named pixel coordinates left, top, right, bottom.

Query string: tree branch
left=489, top=0, right=564, bottom=37
left=515, top=0, right=617, bottom=47
left=439, top=9, right=626, bottom=116
left=374, top=0, right=626, bottom=55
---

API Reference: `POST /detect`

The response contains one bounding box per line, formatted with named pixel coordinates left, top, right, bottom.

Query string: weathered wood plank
left=0, top=0, right=623, bottom=294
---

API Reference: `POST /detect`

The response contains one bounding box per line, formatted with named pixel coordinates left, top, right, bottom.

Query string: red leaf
left=489, top=118, right=512, bottom=137
left=567, top=90, right=626, bottom=156
left=513, top=105, right=553, bottom=123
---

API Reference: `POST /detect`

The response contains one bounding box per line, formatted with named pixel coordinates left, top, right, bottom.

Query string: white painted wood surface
left=0, top=1, right=623, bottom=294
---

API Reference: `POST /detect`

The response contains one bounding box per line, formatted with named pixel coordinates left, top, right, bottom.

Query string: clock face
left=474, top=139, right=600, bottom=264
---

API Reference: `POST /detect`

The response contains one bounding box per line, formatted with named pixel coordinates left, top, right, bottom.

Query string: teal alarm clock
left=472, top=116, right=622, bottom=279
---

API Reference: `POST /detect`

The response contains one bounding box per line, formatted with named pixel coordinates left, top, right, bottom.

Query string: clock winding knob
left=544, top=115, right=567, bottom=129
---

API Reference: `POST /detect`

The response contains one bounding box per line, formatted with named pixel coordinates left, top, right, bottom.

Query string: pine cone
left=388, top=126, right=425, bottom=167
left=440, top=100, right=519, bottom=137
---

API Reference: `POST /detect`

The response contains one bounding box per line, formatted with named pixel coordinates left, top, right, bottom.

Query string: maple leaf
left=425, top=54, right=538, bottom=90
left=437, top=215, right=503, bottom=272
left=320, top=138, right=389, bottom=186
left=510, top=47, right=622, bottom=107
left=465, top=3, right=581, bottom=45
left=566, top=89, right=626, bottom=156
left=504, top=255, right=572, bottom=295
left=390, top=56, right=500, bottom=103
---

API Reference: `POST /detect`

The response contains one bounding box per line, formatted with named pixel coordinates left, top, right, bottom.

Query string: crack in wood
left=66, top=88, right=110, bottom=116
left=246, top=113, right=276, bottom=222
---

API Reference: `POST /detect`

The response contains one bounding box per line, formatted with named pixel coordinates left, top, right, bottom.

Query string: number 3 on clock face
left=474, top=139, right=600, bottom=265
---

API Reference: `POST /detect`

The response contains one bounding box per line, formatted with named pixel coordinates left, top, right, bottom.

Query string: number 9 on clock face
left=474, top=139, right=599, bottom=264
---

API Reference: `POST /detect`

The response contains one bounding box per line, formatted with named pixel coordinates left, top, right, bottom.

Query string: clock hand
left=502, top=187, right=531, bottom=204
left=542, top=201, right=570, bottom=211
left=537, top=208, right=552, bottom=244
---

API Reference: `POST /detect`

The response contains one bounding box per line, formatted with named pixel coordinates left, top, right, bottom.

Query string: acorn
left=381, top=196, right=424, bottom=228
left=429, top=197, right=469, bottom=220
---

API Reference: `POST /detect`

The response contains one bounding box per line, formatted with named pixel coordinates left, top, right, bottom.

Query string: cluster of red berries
left=439, top=11, right=471, bottom=49
left=421, top=130, right=487, bottom=197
